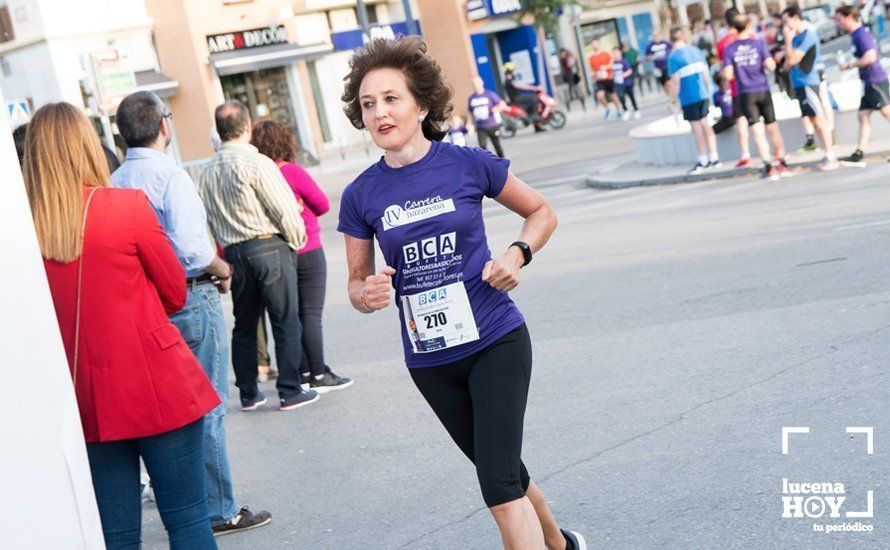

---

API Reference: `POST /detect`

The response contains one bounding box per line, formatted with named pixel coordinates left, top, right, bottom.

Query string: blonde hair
left=23, top=102, right=110, bottom=262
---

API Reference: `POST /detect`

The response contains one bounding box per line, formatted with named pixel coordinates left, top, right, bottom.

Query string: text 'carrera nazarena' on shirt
left=337, top=140, right=525, bottom=368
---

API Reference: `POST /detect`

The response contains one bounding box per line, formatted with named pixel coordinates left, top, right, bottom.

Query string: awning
left=133, top=70, right=179, bottom=98
left=210, top=42, right=333, bottom=76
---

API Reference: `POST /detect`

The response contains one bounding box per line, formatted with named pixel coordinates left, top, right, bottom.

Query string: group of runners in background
left=584, top=4, right=890, bottom=179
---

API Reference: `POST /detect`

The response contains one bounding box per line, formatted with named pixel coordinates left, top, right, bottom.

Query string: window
left=0, top=3, right=15, bottom=43
left=366, top=5, right=378, bottom=25
left=327, top=5, right=378, bottom=29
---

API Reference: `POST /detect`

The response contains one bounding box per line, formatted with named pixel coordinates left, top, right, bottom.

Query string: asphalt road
left=143, top=97, right=890, bottom=549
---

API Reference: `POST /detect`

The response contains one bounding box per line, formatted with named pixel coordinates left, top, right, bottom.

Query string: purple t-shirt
left=723, top=38, right=771, bottom=94
left=646, top=40, right=672, bottom=70
left=851, top=26, right=888, bottom=86
left=468, top=90, right=504, bottom=129
left=612, top=59, right=633, bottom=85
left=338, top=140, right=525, bottom=368
left=714, top=88, right=733, bottom=118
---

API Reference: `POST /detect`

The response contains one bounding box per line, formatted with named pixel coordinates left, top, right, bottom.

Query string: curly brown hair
left=341, top=36, right=453, bottom=141
left=251, top=119, right=297, bottom=162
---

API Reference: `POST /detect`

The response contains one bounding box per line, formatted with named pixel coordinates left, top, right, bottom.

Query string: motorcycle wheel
left=548, top=111, right=567, bottom=129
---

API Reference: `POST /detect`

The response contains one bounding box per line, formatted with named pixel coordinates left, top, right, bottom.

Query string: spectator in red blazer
left=23, top=102, right=220, bottom=550
left=251, top=120, right=352, bottom=393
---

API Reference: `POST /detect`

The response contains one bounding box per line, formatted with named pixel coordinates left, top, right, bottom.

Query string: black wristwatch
left=509, top=241, right=532, bottom=267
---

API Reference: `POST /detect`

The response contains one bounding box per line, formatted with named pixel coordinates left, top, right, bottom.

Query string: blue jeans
left=86, top=420, right=217, bottom=550
left=170, top=283, right=239, bottom=526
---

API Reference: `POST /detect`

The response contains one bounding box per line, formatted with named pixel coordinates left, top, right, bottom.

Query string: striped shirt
left=196, top=142, right=307, bottom=250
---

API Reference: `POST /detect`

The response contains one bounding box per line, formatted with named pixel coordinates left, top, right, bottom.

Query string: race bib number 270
left=401, top=281, right=479, bottom=353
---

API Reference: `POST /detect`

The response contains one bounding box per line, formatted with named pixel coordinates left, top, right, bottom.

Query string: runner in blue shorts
left=668, top=27, right=720, bottom=174
left=783, top=5, right=839, bottom=171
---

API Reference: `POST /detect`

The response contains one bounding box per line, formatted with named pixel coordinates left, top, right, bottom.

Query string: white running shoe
left=818, top=158, right=840, bottom=171
left=141, top=482, right=155, bottom=503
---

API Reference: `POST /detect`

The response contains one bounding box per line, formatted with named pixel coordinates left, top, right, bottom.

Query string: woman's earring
left=418, top=114, right=426, bottom=121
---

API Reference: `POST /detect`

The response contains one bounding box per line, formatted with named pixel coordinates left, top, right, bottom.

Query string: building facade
left=147, top=0, right=422, bottom=164
left=1, top=0, right=560, bottom=164
left=415, top=0, right=555, bottom=116
left=0, top=0, right=180, bottom=155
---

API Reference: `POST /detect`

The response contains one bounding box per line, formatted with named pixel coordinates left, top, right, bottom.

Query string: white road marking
left=831, top=219, right=890, bottom=231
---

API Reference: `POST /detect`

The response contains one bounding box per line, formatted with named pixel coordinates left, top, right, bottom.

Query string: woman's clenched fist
left=363, top=266, right=396, bottom=310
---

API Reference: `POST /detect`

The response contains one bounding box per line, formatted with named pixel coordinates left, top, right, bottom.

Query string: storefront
left=568, top=2, right=659, bottom=91
left=466, top=0, right=552, bottom=98
left=286, top=4, right=423, bottom=157
left=206, top=26, right=332, bottom=164
left=313, top=19, right=421, bottom=148
left=576, top=2, right=658, bottom=54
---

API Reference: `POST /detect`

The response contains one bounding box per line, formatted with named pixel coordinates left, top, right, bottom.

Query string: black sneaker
left=840, top=149, right=866, bottom=167
left=212, top=506, right=271, bottom=537
left=309, top=371, right=354, bottom=393
left=707, top=160, right=722, bottom=170
left=279, top=389, right=320, bottom=411
left=760, top=163, right=779, bottom=181
left=561, top=529, right=588, bottom=550
left=688, top=162, right=708, bottom=174
left=240, top=395, right=267, bottom=412
left=798, top=138, right=817, bottom=153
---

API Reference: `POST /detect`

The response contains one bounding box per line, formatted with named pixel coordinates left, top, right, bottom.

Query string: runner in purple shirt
left=723, top=38, right=771, bottom=93
left=835, top=5, right=890, bottom=166
left=612, top=46, right=640, bottom=118
left=722, top=15, right=788, bottom=180
left=338, top=36, right=585, bottom=549
left=468, top=76, right=507, bottom=157
left=645, top=30, right=673, bottom=93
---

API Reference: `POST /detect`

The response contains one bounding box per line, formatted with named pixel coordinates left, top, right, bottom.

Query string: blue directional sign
left=331, top=21, right=422, bottom=51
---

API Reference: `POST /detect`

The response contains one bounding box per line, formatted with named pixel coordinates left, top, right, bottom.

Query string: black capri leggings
left=410, top=324, right=532, bottom=508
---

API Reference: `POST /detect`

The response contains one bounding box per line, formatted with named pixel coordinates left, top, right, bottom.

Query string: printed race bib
left=472, top=105, right=491, bottom=121
left=596, top=68, right=609, bottom=80
left=401, top=281, right=479, bottom=353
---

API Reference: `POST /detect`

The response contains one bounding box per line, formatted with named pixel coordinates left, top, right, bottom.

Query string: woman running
left=338, top=36, right=585, bottom=550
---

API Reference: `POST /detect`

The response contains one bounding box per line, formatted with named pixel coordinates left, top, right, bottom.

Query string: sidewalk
left=586, top=138, right=890, bottom=189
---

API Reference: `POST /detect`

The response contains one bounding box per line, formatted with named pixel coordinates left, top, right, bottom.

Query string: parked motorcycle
left=500, top=89, right=567, bottom=138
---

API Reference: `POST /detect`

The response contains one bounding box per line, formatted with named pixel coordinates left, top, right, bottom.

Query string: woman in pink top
left=252, top=121, right=353, bottom=392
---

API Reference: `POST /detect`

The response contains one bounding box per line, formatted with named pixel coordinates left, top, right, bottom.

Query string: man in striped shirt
left=197, top=100, right=319, bottom=413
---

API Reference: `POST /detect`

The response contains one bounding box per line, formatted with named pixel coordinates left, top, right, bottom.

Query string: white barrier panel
left=0, top=94, right=105, bottom=547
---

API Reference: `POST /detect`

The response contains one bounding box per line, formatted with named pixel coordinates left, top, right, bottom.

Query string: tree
left=518, top=0, right=580, bottom=31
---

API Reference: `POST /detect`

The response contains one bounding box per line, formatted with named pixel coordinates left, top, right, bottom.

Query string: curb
left=585, top=151, right=890, bottom=190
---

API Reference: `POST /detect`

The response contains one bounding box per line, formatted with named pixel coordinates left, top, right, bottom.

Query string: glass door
left=221, top=67, right=298, bottom=137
